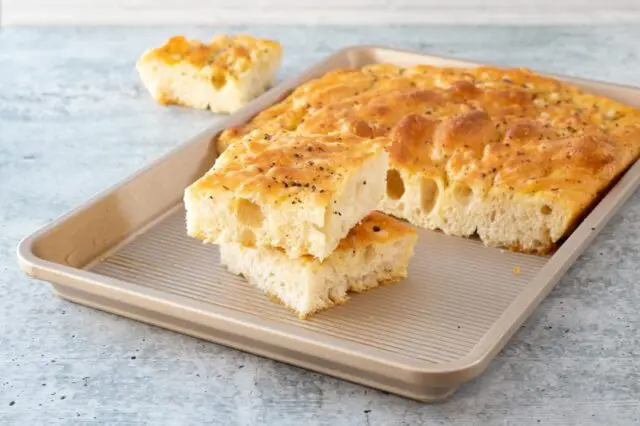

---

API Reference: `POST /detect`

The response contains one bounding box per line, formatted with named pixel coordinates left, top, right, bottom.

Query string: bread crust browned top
left=216, top=64, right=640, bottom=253
left=192, top=131, right=387, bottom=206
left=139, top=34, right=281, bottom=90
left=336, top=211, right=417, bottom=251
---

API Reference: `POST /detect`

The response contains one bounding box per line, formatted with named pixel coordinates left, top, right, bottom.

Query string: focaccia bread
left=217, top=64, right=640, bottom=254
left=220, top=211, right=418, bottom=318
left=136, top=34, right=282, bottom=113
left=184, top=131, right=389, bottom=260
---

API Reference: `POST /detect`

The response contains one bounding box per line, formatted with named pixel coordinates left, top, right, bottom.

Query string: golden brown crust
left=337, top=211, right=417, bottom=252
left=216, top=64, right=640, bottom=252
left=140, top=34, right=281, bottom=84
left=191, top=131, right=387, bottom=206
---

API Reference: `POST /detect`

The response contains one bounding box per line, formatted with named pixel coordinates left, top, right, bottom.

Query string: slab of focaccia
left=219, top=211, right=417, bottom=318
left=217, top=64, right=640, bottom=254
left=136, top=34, right=282, bottom=113
left=184, top=131, right=389, bottom=260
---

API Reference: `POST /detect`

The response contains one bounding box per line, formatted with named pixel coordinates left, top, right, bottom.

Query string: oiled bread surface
left=218, top=64, right=640, bottom=253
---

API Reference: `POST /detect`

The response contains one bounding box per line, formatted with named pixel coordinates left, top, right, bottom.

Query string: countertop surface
left=1, top=26, right=639, bottom=425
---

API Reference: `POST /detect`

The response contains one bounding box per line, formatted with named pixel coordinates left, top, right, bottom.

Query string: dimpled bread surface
left=184, top=131, right=389, bottom=260
left=217, top=64, right=640, bottom=254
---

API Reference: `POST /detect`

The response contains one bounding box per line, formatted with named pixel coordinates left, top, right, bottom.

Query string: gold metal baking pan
left=17, top=46, right=640, bottom=402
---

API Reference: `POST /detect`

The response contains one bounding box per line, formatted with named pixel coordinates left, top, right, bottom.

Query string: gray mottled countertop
left=1, top=26, right=639, bottom=425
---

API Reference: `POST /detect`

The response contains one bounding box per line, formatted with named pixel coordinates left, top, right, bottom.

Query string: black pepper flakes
left=263, top=134, right=272, bottom=140
left=373, top=226, right=381, bottom=232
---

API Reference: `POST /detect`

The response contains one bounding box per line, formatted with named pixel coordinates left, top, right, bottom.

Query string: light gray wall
left=4, top=0, right=640, bottom=25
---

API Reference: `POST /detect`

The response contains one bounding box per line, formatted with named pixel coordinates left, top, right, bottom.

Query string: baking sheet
left=17, top=46, right=640, bottom=401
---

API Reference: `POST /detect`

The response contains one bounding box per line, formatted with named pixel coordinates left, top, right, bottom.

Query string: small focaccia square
left=184, top=131, right=389, bottom=260
left=136, top=34, right=282, bottom=113
left=219, top=212, right=418, bottom=318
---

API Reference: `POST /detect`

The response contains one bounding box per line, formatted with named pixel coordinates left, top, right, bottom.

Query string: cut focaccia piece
left=136, top=34, right=282, bottom=113
left=219, top=212, right=418, bottom=318
left=184, top=131, right=389, bottom=260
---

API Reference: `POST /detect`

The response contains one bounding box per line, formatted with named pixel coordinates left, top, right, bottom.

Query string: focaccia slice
left=136, top=34, right=282, bottom=113
left=219, top=212, right=418, bottom=318
left=184, top=131, right=389, bottom=260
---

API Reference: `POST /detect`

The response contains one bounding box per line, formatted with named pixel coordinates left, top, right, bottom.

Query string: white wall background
left=4, top=0, right=640, bottom=25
